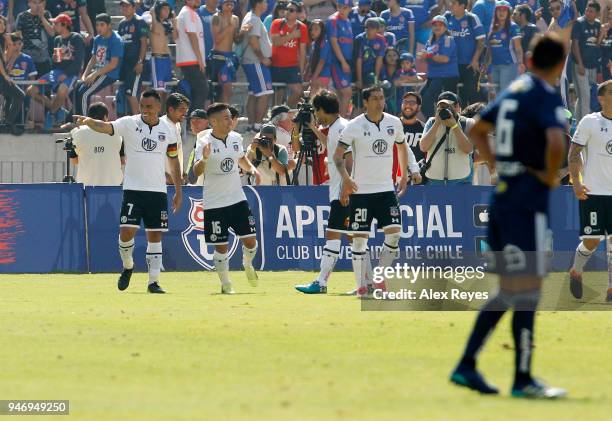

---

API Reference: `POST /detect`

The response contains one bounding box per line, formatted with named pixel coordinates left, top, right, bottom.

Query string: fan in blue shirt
left=355, top=19, right=387, bottom=87
left=380, top=0, right=415, bottom=53
left=403, top=0, right=438, bottom=45
left=349, top=0, right=377, bottom=37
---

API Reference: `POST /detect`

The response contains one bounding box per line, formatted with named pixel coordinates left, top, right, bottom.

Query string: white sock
left=364, top=247, right=374, bottom=285
left=214, top=251, right=231, bottom=285
left=242, top=241, right=258, bottom=268
left=317, top=239, right=341, bottom=286
left=352, top=237, right=368, bottom=290
left=378, top=233, right=401, bottom=269
left=146, top=242, right=162, bottom=285
left=118, top=237, right=135, bottom=270
left=572, top=241, right=595, bottom=274
left=607, top=239, right=612, bottom=289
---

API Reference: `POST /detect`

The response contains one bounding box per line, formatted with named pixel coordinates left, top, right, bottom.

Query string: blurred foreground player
left=568, top=80, right=612, bottom=302
left=450, top=34, right=569, bottom=398
left=74, top=89, right=183, bottom=294
left=193, top=103, right=262, bottom=294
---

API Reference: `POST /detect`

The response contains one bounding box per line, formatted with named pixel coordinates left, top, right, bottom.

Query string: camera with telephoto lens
left=293, top=96, right=317, bottom=151
left=258, top=136, right=273, bottom=149
left=438, top=107, right=454, bottom=120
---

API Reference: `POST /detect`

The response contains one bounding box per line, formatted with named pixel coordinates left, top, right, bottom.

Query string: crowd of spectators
left=0, top=0, right=609, bottom=185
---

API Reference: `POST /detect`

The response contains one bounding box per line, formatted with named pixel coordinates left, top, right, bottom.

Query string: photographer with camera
left=246, top=124, right=292, bottom=186
left=419, top=91, right=474, bottom=185
left=69, top=102, right=124, bottom=186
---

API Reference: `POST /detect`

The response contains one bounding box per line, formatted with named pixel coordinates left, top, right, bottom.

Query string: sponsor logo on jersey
left=141, top=137, right=157, bottom=151
left=372, top=139, right=388, bottom=155
left=220, top=158, right=234, bottom=172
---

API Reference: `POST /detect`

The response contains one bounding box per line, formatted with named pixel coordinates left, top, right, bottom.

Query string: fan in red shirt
left=269, top=0, right=309, bottom=106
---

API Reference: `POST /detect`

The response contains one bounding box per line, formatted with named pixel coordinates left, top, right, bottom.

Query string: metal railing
left=0, top=160, right=65, bottom=183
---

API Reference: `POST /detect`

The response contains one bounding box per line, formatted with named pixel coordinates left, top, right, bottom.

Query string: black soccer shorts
left=120, top=190, right=169, bottom=231
left=579, top=195, right=612, bottom=239
left=348, top=191, right=401, bottom=232
left=327, top=200, right=350, bottom=233
left=203, top=200, right=257, bottom=244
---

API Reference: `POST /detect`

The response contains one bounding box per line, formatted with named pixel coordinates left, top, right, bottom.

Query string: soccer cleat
left=357, top=286, right=371, bottom=299
left=345, top=288, right=358, bottom=296
left=569, top=269, right=583, bottom=299
left=117, top=268, right=133, bottom=291
left=244, top=264, right=258, bottom=287
left=221, top=282, right=235, bottom=294
left=450, top=365, right=499, bottom=395
left=607, top=288, right=612, bottom=302
left=511, top=379, right=567, bottom=399
left=295, top=280, right=327, bottom=294
left=147, top=282, right=166, bottom=294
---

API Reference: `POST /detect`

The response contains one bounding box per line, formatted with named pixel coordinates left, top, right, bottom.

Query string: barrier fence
left=0, top=184, right=604, bottom=274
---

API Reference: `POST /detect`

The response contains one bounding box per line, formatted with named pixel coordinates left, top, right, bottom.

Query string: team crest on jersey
left=461, top=20, right=468, bottom=28
left=220, top=158, right=234, bottom=172
left=248, top=215, right=256, bottom=226
left=158, top=134, right=166, bottom=142
left=606, top=140, right=612, bottom=155
left=387, top=127, right=395, bottom=136
left=372, top=139, right=388, bottom=155
left=141, top=137, right=157, bottom=151
left=390, top=206, right=399, bottom=217
left=161, top=211, right=168, bottom=221
left=233, top=144, right=240, bottom=151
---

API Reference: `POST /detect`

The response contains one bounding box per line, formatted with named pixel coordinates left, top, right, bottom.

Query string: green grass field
left=1, top=271, right=611, bottom=420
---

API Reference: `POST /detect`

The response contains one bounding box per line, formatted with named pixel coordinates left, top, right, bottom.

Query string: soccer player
left=568, top=80, right=612, bottom=302
left=74, top=89, right=183, bottom=294
left=333, top=86, right=410, bottom=297
left=294, top=90, right=374, bottom=294
left=193, top=103, right=262, bottom=294
left=450, top=34, right=568, bottom=398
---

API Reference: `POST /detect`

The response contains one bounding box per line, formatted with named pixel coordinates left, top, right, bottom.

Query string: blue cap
left=337, top=0, right=352, bottom=7
left=400, top=53, right=414, bottom=63
left=431, top=15, right=448, bottom=26
left=495, top=0, right=512, bottom=8
left=358, top=0, right=372, bottom=5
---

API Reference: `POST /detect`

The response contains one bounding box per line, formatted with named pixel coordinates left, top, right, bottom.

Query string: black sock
left=459, top=295, right=508, bottom=369
left=512, top=310, right=536, bottom=386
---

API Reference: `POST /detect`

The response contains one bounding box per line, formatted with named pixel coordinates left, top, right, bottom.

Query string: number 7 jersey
left=480, top=74, right=567, bottom=176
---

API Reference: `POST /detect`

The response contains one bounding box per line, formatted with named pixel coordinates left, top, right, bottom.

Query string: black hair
left=95, top=13, right=112, bottom=24
left=455, top=0, right=468, bottom=8
left=166, top=92, right=190, bottom=112
left=88, top=102, right=109, bottom=120
left=598, top=80, right=612, bottom=97
left=308, top=19, right=326, bottom=76
left=530, top=33, right=565, bottom=71
left=141, top=89, right=162, bottom=102
left=206, top=102, right=230, bottom=117
left=362, top=85, right=384, bottom=101
left=516, top=4, right=533, bottom=21
left=154, top=0, right=175, bottom=22
left=587, top=1, right=601, bottom=12
left=312, top=90, right=340, bottom=114
left=402, top=91, right=422, bottom=105
left=228, top=105, right=239, bottom=119
left=250, top=0, right=266, bottom=9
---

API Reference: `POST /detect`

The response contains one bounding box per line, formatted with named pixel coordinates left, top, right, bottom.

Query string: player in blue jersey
left=450, top=34, right=569, bottom=399
left=380, top=0, right=415, bottom=53
left=326, top=0, right=353, bottom=117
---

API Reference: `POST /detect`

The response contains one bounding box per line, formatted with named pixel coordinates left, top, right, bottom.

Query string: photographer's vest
left=423, top=117, right=473, bottom=181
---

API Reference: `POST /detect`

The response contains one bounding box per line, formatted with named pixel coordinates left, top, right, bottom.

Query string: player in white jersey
left=74, top=89, right=183, bottom=294
left=193, top=103, right=262, bottom=294
left=333, top=86, right=411, bottom=297
left=161, top=93, right=190, bottom=184
left=295, top=90, right=374, bottom=294
left=568, top=80, right=612, bottom=302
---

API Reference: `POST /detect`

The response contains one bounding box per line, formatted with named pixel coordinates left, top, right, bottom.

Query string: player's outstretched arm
left=73, top=115, right=114, bottom=135
left=468, top=117, right=495, bottom=168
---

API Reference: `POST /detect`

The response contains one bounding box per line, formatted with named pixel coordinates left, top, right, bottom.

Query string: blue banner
left=0, top=184, right=86, bottom=273
left=0, top=184, right=605, bottom=273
